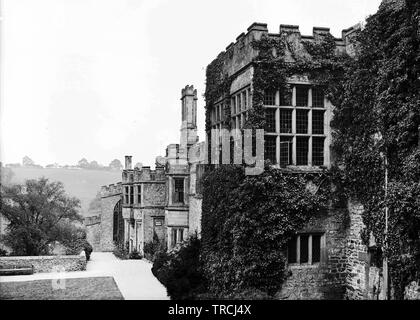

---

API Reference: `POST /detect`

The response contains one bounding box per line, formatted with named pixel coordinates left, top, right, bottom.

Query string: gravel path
left=0, top=252, right=169, bottom=300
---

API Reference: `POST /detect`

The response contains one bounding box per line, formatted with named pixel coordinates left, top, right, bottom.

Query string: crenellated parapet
left=122, top=161, right=167, bottom=184
left=181, top=85, right=197, bottom=99
left=100, top=182, right=122, bottom=198
left=210, top=22, right=362, bottom=83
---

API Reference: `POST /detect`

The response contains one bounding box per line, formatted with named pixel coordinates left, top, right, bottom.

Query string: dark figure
left=83, top=241, right=93, bottom=261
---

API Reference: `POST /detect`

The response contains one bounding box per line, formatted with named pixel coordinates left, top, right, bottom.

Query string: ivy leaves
left=201, top=165, right=328, bottom=297
left=330, top=1, right=420, bottom=298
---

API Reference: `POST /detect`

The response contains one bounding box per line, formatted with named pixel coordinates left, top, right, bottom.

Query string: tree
left=109, top=159, right=123, bottom=171
left=22, top=156, right=35, bottom=167
left=0, top=177, right=83, bottom=256
left=77, top=158, right=89, bottom=168
left=0, top=164, right=14, bottom=186
left=88, top=160, right=100, bottom=170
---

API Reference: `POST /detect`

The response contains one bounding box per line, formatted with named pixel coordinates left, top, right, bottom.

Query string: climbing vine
left=201, top=165, right=329, bottom=298
left=327, top=0, right=420, bottom=299
left=201, top=27, right=347, bottom=298
left=202, top=0, right=420, bottom=299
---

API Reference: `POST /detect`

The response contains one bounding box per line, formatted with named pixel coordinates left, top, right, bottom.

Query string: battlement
left=211, top=22, right=361, bottom=84
left=181, top=85, right=197, bottom=99
left=100, top=182, right=122, bottom=197
left=122, top=161, right=166, bottom=183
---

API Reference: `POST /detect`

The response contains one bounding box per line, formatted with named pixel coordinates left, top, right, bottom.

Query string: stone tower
left=180, top=85, right=198, bottom=158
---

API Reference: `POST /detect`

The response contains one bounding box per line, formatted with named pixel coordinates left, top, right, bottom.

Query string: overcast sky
left=0, top=0, right=382, bottom=167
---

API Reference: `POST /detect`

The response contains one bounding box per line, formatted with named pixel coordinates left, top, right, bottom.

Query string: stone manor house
left=86, top=1, right=419, bottom=299
left=86, top=85, right=205, bottom=254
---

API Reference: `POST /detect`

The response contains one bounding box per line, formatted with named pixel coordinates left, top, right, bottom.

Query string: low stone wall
left=86, top=222, right=101, bottom=251
left=0, top=255, right=86, bottom=273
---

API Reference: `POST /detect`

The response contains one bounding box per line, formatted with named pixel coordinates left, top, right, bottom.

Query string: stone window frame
left=262, top=84, right=328, bottom=168
left=173, top=178, right=185, bottom=204
left=264, top=135, right=277, bottom=164
left=170, top=227, right=185, bottom=248
left=123, top=185, right=134, bottom=205
left=136, top=184, right=142, bottom=206
left=129, top=185, right=134, bottom=205
left=287, top=232, right=326, bottom=266
left=124, top=186, right=129, bottom=205
left=264, top=108, right=276, bottom=133
left=230, top=87, right=251, bottom=130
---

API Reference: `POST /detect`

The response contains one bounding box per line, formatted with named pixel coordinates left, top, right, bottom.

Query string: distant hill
left=9, top=167, right=121, bottom=217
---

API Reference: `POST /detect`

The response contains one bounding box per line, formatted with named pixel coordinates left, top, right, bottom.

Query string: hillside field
left=9, top=167, right=121, bottom=217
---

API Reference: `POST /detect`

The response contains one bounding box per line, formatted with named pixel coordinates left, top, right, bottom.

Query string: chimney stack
left=125, top=156, right=132, bottom=170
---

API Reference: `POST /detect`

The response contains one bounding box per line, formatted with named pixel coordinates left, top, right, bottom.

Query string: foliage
left=77, top=158, right=89, bottom=168
left=0, top=177, right=82, bottom=256
left=144, top=231, right=166, bottom=261
left=113, top=241, right=129, bottom=260
left=201, top=23, right=344, bottom=299
left=129, top=249, right=142, bottom=260
left=58, top=225, right=93, bottom=260
left=109, top=159, right=123, bottom=171
left=201, top=165, right=328, bottom=298
left=0, top=248, right=8, bottom=256
left=152, top=235, right=207, bottom=300
left=328, top=0, right=420, bottom=299
left=202, top=0, right=420, bottom=299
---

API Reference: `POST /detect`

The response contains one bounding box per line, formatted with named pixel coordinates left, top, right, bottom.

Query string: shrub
left=0, top=248, right=8, bottom=256
left=61, top=228, right=91, bottom=257
left=113, top=241, right=129, bottom=260
left=144, top=232, right=166, bottom=261
left=129, top=249, right=142, bottom=260
left=152, top=235, right=207, bottom=300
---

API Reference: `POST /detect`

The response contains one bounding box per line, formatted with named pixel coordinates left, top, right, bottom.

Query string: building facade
left=203, top=21, right=400, bottom=300
left=86, top=85, right=205, bottom=254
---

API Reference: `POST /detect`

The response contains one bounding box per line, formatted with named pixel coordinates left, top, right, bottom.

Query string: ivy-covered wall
left=276, top=206, right=349, bottom=300
left=201, top=0, right=420, bottom=300
left=202, top=22, right=357, bottom=299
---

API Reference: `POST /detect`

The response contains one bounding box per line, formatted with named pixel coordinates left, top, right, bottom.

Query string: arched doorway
left=112, top=200, right=124, bottom=244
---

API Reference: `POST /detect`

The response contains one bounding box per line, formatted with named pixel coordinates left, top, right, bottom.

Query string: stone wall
left=143, top=208, right=166, bottom=245
left=86, top=221, right=101, bottom=251
left=143, top=183, right=166, bottom=206
left=276, top=208, right=349, bottom=300
left=345, top=202, right=384, bottom=300
left=100, top=194, right=121, bottom=251
left=0, top=255, right=86, bottom=273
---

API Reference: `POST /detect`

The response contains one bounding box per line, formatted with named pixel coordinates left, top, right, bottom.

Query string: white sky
left=0, top=0, right=382, bottom=167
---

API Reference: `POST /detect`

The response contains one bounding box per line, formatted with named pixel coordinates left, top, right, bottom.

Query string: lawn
left=0, top=277, right=124, bottom=300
